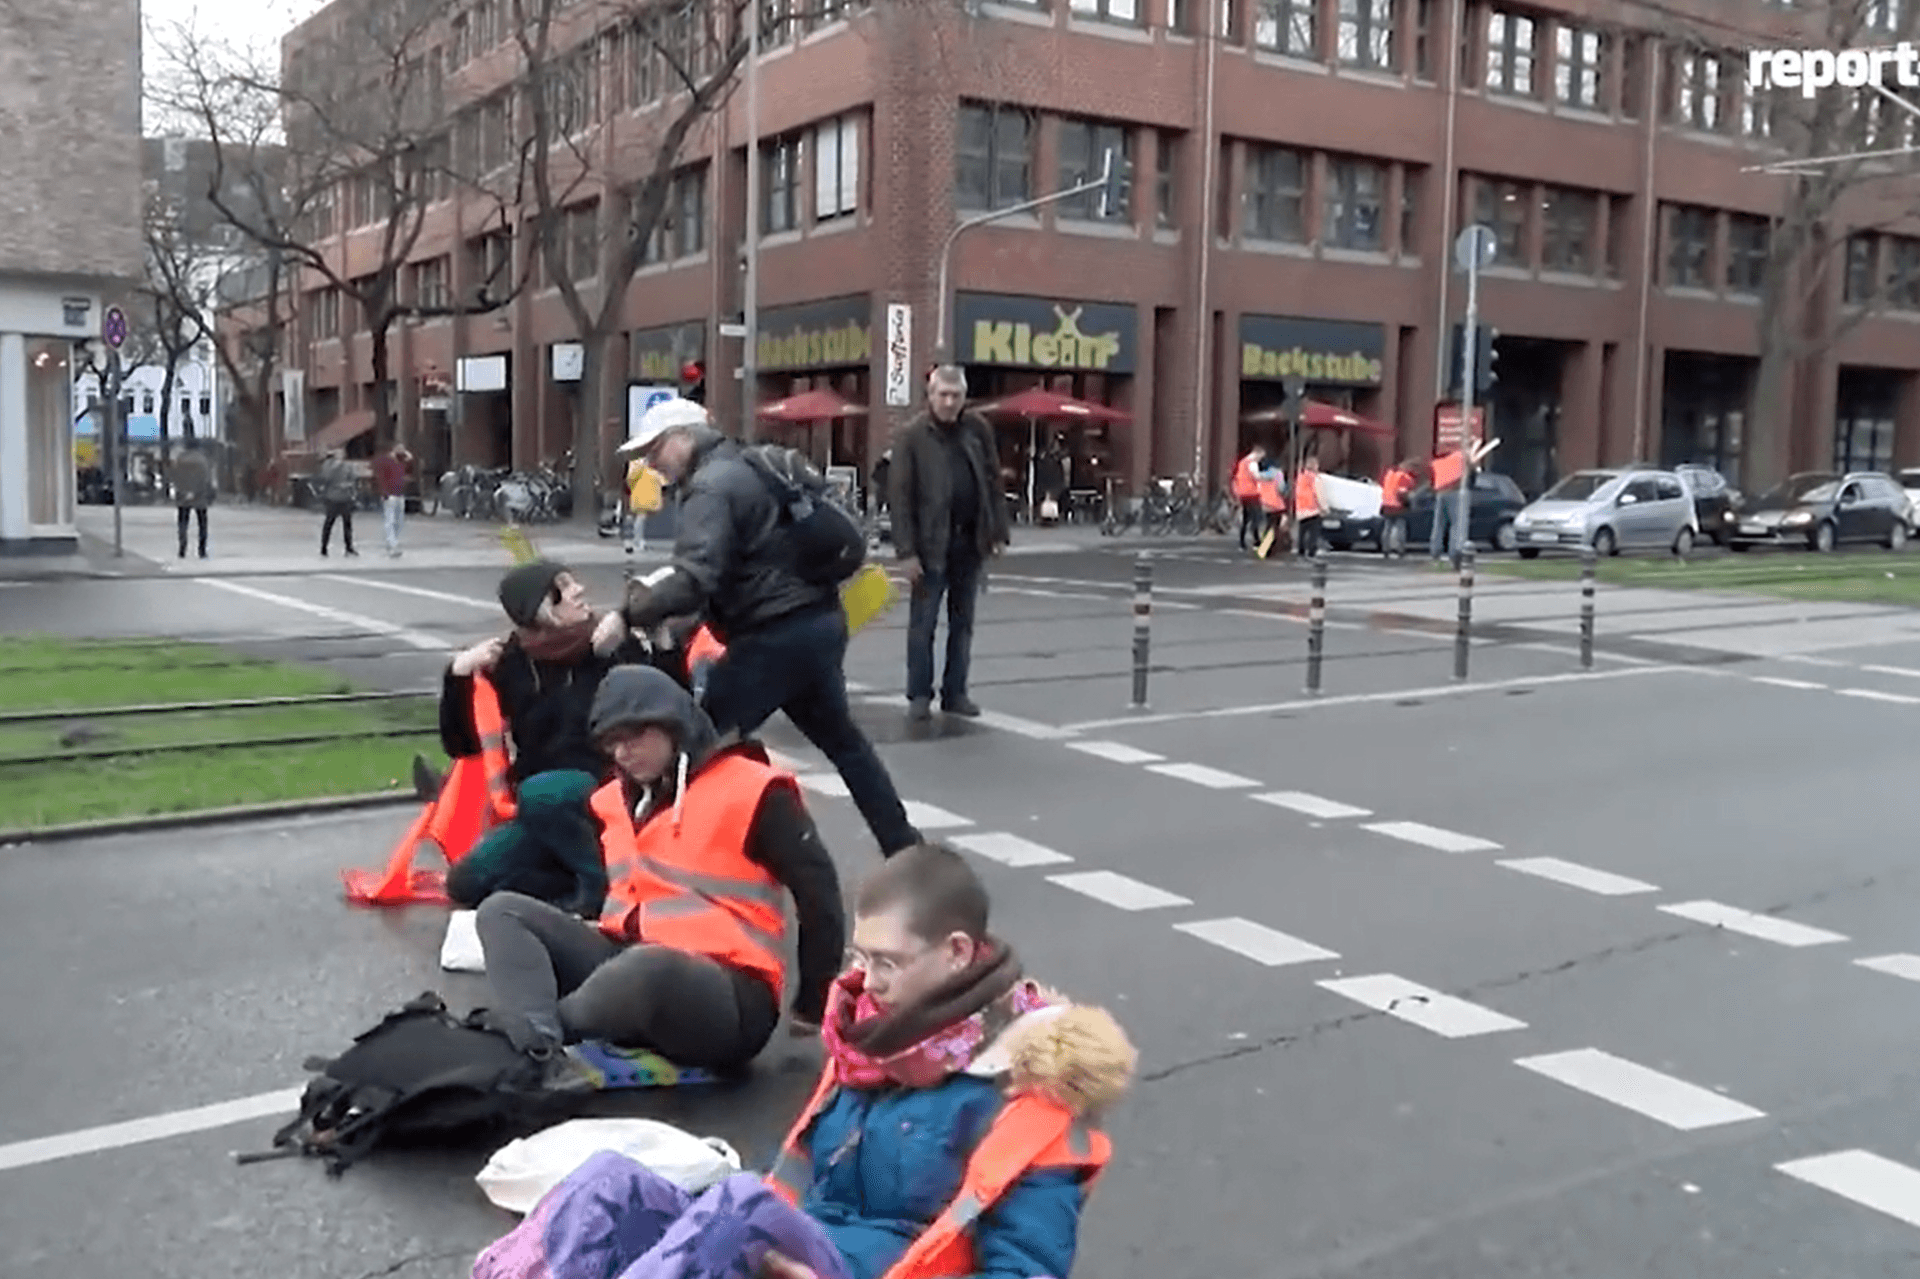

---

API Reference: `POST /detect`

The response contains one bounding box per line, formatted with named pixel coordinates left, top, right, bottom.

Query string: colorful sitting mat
left=571, top=1041, right=721, bottom=1090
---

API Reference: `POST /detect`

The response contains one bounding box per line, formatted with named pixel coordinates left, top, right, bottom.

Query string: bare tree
left=137, top=181, right=222, bottom=468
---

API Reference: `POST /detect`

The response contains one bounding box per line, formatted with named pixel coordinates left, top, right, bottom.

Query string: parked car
left=1728, top=471, right=1910, bottom=552
left=1674, top=463, right=1738, bottom=545
left=1511, top=468, right=1698, bottom=558
left=1895, top=468, right=1920, bottom=527
left=1395, top=471, right=1527, bottom=553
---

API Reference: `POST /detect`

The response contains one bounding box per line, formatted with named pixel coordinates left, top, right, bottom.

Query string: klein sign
left=1239, top=315, right=1386, bottom=388
left=757, top=295, right=872, bottom=371
left=956, top=293, right=1137, bottom=374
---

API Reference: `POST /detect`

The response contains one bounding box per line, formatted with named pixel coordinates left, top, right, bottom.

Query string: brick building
left=0, top=0, right=143, bottom=552
left=273, top=0, right=1920, bottom=508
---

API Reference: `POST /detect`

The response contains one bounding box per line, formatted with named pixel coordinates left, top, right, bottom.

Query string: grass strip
left=1483, top=550, right=1920, bottom=608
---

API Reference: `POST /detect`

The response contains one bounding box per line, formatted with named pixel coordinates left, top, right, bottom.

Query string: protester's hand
left=759, top=1251, right=819, bottom=1279
left=899, top=556, right=923, bottom=585
left=452, top=637, right=505, bottom=677
left=591, top=609, right=628, bottom=655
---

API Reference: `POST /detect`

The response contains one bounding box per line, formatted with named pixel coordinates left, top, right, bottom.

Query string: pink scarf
left=820, top=966, right=1058, bottom=1089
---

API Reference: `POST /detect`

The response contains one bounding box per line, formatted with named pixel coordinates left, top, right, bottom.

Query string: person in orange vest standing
left=1253, top=457, right=1288, bottom=557
left=1231, top=443, right=1268, bottom=550
left=468, top=664, right=845, bottom=1084
left=1294, top=453, right=1325, bottom=557
left=1380, top=457, right=1418, bottom=558
left=472, top=841, right=1135, bottom=1279
left=1428, top=443, right=1469, bottom=564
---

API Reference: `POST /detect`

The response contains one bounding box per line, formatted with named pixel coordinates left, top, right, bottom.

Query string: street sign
left=719, top=323, right=747, bottom=338
left=1453, top=225, right=1497, bottom=274
left=103, top=307, right=127, bottom=349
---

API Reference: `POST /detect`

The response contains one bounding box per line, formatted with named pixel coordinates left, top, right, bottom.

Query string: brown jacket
left=889, top=408, right=1012, bottom=566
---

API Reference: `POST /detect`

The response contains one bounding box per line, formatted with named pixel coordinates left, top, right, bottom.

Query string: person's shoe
left=941, top=696, right=981, bottom=717
left=537, top=1044, right=601, bottom=1094
left=411, top=753, right=442, bottom=802
left=906, top=697, right=932, bottom=723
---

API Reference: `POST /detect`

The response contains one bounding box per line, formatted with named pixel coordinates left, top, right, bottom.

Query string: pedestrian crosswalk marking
left=1752, top=676, right=1826, bottom=691
left=1515, top=1048, right=1764, bottom=1130
left=951, top=832, right=1074, bottom=868
left=1046, top=870, right=1193, bottom=911
left=1362, top=821, right=1502, bottom=854
left=1777, top=1150, right=1920, bottom=1229
left=1853, top=954, right=1920, bottom=983
left=1317, top=974, right=1525, bottom=1038
left=903, top=801, right=972, bottom=830
left=1145, top=762, right=1261, bottom=790
left=1658, top=900, right=1848, bottom=948
left=1067, top=740, right=1166, bottom=765
left=1837, top=687, right=1920, bottom=705
left=795, top=773, right=850, bottom=798
left=1252, top=791, right=1372, bottom=820
left=1498, top=857, right=1659, bottom=897
left=1175, top=918, right=1339, bottom=968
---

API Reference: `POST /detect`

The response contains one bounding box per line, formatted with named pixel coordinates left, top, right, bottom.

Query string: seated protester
left=472, top=843, right=1136, bottom=1279
left=473, top=664, right=845, bottom=1081
left=438, top=560, right=659, bottom=916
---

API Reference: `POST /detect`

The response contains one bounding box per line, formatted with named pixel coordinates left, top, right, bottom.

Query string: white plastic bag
left=476, top=1117, right=744, bottom=1214
left=440, top=910, right=486, bottom=973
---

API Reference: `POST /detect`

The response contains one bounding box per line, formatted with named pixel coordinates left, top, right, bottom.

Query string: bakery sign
left=956, top=293, right=1137, bottom=374
left=1239, top=314, right=1386, bottom=387
left=757, top=294, right=872, bottom=371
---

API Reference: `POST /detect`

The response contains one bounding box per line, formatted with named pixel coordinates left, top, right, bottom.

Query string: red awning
left=757, top=389, right=869, bottom=422
left=293, top=409, right=378, bottom=455
left=1241, top=399, right=1393, bottom=435
left=977, top=387, right=1132, bottom=423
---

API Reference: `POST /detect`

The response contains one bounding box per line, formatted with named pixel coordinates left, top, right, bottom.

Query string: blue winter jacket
left=799, top=1072, right=1087, bottom=1279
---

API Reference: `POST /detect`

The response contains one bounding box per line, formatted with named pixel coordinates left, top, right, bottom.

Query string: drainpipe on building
left=1432, top=0, right=1466, bottom=400
left=1190, top=10, right=1219, bottom=485
left=742, top=12, right=761, bottom=444
left=1630, top=50, right=1662, bottom=463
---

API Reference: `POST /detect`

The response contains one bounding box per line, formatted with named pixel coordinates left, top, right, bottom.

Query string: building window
left=815, top=115, right=859, bottom=221
left=1726, top=214, right=1769, bottom=294
left=1338, top=0, right=1396, bottom=69
left=1890, top=236, right=1920, bottom=309
left=1845, top=233, right=1879, bottom=303
left=1256, top=0, right=1319, bottom=57
left=1473, top=177, right=1528, bottom=262
left=1170, top=0, right=1193, bottom=32
left=567, top=202, right=599, bottom=280
left=1323, top=157, right=1385, bottom=250
left=762, top=134, right=801, bottom=233
left=1222, top=0, right=1240, bottom=42
left=408, top=257, right=450, bottom=309
left=675, top=166, right=707, bottom=256
left=1156, top=131, right=1179, bottom=228
left=1541, top=186, right=1597, bottom=272
left=1743, top=84, right=1777, bottom=139
left=761, top=0, right=792, bottom=48
left=1413, top=0, right=1433, bottom=78
left=1244, top=144, right=1307, bottom=242
left=1058, top=118, right=1132, bottom=222
left=1834, top=413, right=1895, bottom=473
left=1555, top=26, right=1602, bottom=108
left=1667, top=205, right=1712, bottom=288
left=1618, top=35, right=1643, bottom=118
left=956, top=102, right=1033, bottom=212
left=1670, top=51, right=1723, bottom=130
left=1400, top=166, right=1420, bottom=252
left=1486, top=11, right=1537, bottom=96
left=1868, top=0, right=1901, bottom=33
left=1070, top=0, right=1141, bottom=23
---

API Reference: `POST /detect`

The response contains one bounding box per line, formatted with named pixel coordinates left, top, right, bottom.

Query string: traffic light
left=1475, top=327, right=1500, bottom=394
left=1098, top=147, right=1132, bottom=220
left=679, top=360, right=705, bottom=405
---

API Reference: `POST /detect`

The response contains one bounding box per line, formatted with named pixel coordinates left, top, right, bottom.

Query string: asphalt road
left=10, top=542, right=1920, bottom=1277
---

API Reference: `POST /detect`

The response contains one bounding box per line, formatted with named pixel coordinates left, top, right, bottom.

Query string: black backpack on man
left=738, top=444, right=867, bottom=586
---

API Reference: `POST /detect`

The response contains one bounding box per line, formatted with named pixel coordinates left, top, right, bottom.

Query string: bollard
left=1130, top=553, right=1152, bottom=709
left=1305, top=553, right=1328, bottom=695
left=1454, top=546, right=1474, bottom=681
left=1579, top=545, right=1596, bottom=669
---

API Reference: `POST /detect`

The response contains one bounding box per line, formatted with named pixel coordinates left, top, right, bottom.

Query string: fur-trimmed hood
left=965, top=1002, right=1137, bottom=1121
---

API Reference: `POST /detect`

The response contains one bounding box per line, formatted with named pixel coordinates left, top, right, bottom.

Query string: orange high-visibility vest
left=343, top=676, right=518, bottom=905
left=765, top=1063, right=1112, bottom=1279
left=589, top=751, right=792, bottom=1000
left=1256, top=473, right=1287, bottom=513
left=1382, top=467, right=1414, bottom=511
left=1295, top=470, right=1321, bottom=517
left=1431, top=451, right=1466, bottom=492
left=686, top=624, right=726, bottom=676
left=1231, top=455, right=1262, bottom=501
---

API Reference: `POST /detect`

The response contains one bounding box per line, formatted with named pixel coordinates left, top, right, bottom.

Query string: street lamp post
left=741, top=4, right=761, bottom=441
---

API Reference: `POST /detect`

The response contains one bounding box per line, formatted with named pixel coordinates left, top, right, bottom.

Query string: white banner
left=281, top=368, right=305, bottom=442
left=884, top=303, right=911, bottom=408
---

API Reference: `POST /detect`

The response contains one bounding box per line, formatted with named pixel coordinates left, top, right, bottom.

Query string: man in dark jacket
left=618, top=398, right=921, bottom=858
left=169, top=441, right=216, bottom=559
left=890, top=366, right=1012, bottom=721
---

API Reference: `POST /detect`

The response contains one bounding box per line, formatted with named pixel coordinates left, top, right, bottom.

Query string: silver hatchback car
left=1512, top=468, right=1699, bottom=558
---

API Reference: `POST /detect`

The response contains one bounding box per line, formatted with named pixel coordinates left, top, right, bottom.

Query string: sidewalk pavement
left=0, top=504, right=1164, bottom=581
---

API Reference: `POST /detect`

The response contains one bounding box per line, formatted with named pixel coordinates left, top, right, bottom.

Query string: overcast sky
left=144, top=0, right=324, bottom=59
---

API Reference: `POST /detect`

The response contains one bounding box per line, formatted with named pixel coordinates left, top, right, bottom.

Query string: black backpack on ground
left=739, top=444, right=867, bottom=586
left=247, top=992, right=565, bottom=1176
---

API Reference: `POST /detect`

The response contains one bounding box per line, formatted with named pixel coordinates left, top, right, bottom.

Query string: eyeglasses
left=842, top=944, right=933, bottom=979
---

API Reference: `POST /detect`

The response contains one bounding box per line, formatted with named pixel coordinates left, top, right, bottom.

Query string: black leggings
left=475, top=892, right=781, bottom=1071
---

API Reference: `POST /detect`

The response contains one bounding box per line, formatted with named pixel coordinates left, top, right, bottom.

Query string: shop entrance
left=1660, top=352, right=1751, bottom=481
left=1482, top=337, right=1566, bottom=498
left=1833, top=367, right=1904, bottom=473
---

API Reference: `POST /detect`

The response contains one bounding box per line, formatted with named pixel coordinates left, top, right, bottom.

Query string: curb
left=0, top=789, right=418, bottom=846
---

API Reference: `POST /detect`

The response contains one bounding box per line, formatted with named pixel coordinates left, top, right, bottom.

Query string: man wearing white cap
left=615, top=398, right=920, bottom=857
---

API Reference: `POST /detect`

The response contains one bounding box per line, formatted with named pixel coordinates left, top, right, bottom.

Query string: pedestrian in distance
left=617, top=397, right=922, bottom=858
left=317, top=449, right=360, bottom=557
left=373, top=442, right=412, bottom=557
left=889, top=365, right=1012, bottom=722
left=169, top=439, right=215, bottom=559
left=1232, top=443, right=1267, bottom=551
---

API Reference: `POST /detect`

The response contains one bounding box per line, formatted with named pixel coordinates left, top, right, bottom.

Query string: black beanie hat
left=499, top=560, right=568, bottom=627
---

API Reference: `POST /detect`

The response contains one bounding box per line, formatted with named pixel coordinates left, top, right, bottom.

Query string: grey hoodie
left=588, top=664, right=723, bottom=824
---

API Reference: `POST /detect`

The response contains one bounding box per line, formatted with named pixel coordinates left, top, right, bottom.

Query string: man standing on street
left=373, top=443, right=412, bottom=557
left=889, top=366, right=1011, bottom=723
left=318, top=449, right=359, bottom=557
left=617, top=398, right=921, bottom=858
left=170, top=440, right=215, bottom=559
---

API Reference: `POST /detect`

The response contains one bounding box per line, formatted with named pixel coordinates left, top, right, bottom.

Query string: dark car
left=1323, top=471, right=1527, bottom=553
left=1728, top=471, right=1910, bottom=552
left=1674, top=463, right=1738, bottom=546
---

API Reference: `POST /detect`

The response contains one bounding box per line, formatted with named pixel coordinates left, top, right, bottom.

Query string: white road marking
left=972, top=708, right=1081, bottom=739
left=795, top=773, right=851, bottom=798
left=1777, top=1150, right=1920, bottom=1228
left=903, top=800, right=973, bottom=830
left=843, top=679, right=871, bottom=693
left=1838, top=687, right=1920, bottom=704
left=1658, top=900, right=1848, bottom=947
left=1363, top=820, right=1502, bottom=854
left=1862, top=664, right=1920, bottom=680
left=1751, top=676, right=1826, bottom=691
left=1145, top=762, right=1261, bottom=789
left=1066, top=665, right=1678, bottom=731
left=1497, top=857, right=1659, bottom=896
left=1175, top=918, right=1339, bottom=968
left=1854, top=954, right=1920, bottom=983
left=1515, top=1048, right=1764, bottom=1130
left=950, top=832, right=1075, bottom=867
left=320, top=575, right=496, bottom=610
left=1779, top=654, right=1849, bottom=668
left=1252, top=791, right=1372, bottom=819
left=1317, top=974, right=1525, bottom=1038
left=1066, top=740, right=1167, bottom=765
left=0, top=1087, right=304, bottom=1174
left=196, top=579, right=449, bottom=650
left=1046, top=870, right=1193, bottom=911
